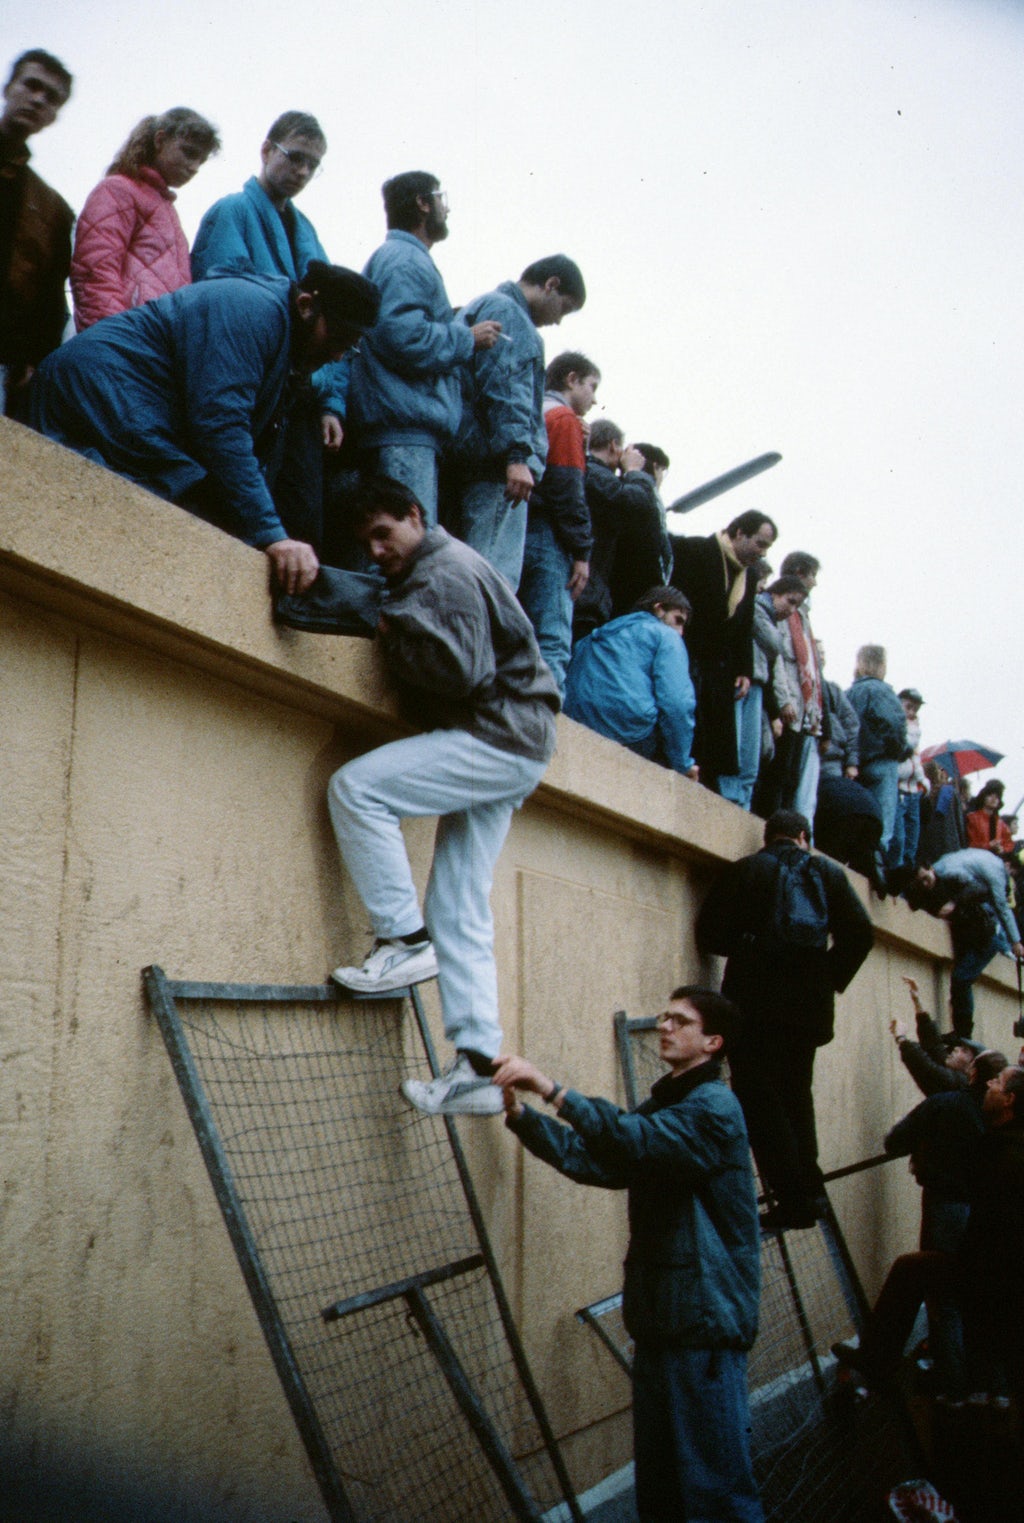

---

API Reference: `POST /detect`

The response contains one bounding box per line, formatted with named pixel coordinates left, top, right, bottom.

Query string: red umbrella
left=919, top=739, right=1004, bottom=778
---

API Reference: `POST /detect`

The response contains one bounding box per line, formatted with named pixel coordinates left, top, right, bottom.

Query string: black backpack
left=760, top=853, right=830, bottom=952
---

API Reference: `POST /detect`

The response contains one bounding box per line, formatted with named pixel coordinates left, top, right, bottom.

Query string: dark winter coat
left=695, top=839, right=874, bottom=1045
left=508, top=1060, right=760, bottom=1349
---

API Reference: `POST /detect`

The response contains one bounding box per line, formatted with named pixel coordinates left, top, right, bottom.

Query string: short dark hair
left=972, top=778, right=1005, bottom=807
left=545, top=351, right=599, bottom=391
left=1002, top=1067, right=1024, bottom=1121
left=780, top=551, right=820, bottom=579
left=970, top=1050, right=1009, bottom=1089
left=670, top=985, right=744, bottom=1053
left=764, top=809, right=811, bottom=845
left=298, top=261, right=381, bottom=338
left=766, top=574, right=807, bottom=600
left=633, top=586, right=692, bottom=618
left=6, top=49, right=73, bottom=100
left=519, top=254, right=586, bottom=307
left=727, top=509, right=777, bottom=541
left=588, top=419, right=624, bottom=452
left=632, top=442, right=670, bottom=476
left=382, top=170, right=439, bottom=232
left=350, top=474, right=425, bottom=528
left=265, top=111, right=325, bottom=148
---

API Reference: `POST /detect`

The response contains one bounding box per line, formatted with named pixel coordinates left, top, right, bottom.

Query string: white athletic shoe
left=331, top=937, right=438, bottom=993
left=401, top=1054, right=504, bottom=1116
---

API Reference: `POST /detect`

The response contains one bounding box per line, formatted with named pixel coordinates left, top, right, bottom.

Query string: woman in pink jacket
left=71, top=107, right=220, bottom=330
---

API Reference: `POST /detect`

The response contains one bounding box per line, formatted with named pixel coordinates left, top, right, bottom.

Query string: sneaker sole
left=400, top=1080, right=504, bottom=1117
left=331, top=962, right=438, bottom=993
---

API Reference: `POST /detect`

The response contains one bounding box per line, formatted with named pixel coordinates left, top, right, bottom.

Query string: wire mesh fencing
left=145, top=969, right=580, bottom=1523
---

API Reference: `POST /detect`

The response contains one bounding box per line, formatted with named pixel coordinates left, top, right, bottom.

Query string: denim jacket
left=509, top=1061, right=760, bottom=1349
left=451, top=281, right=547, bottom=477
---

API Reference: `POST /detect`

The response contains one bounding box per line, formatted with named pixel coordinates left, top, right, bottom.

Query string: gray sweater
left=379, top=527, right=560, bottom=762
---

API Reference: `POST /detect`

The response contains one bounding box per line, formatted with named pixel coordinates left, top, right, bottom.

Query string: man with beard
left=346, top=170, right=501, bottom=523
left=670, top=510, right=778, bottom=794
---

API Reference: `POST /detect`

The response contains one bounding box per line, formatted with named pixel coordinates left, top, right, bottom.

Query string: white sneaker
left=401, top=1054, right=504, bottom=1116
left=331, top=937, right=438, bottom=993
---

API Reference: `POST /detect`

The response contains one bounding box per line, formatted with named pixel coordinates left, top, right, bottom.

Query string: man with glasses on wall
left=346, top=171, right=501, bottom=524
left=191, top=112, right=347, bottom=555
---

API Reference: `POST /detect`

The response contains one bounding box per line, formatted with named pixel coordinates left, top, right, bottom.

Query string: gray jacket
left=819, top=679, right=861, bottom=778
left=379, top=527, right=560, bottom=761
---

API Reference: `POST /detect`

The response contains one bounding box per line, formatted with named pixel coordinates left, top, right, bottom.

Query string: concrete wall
left=1, top=419, right=1017, bottom=1517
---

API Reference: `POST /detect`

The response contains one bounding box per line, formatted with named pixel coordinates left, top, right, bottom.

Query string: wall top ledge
left=0, top=419, right=967, bottom=967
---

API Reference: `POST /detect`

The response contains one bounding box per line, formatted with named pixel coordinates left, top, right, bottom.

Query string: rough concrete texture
left=1, top=419, right=1017, bottom=1518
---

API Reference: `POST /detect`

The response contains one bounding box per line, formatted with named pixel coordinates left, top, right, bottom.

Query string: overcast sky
left=9, top=0, right=1024, bottom=809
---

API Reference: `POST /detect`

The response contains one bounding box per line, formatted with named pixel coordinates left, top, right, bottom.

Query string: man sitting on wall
left=29, top=262, right=379, bottom=593
left=494, top=987, right=764, bottom=1523
left=328, top=476, right=560, bottom=1116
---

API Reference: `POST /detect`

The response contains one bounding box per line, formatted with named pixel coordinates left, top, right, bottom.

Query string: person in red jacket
left=71, top=107, right=220, bottom=330
left=517, top=350, right=600, bottom=689
left=965, top=777, right=1015, bottom=859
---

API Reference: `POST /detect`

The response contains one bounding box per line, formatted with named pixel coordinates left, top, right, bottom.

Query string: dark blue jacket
left=451, top=281, right=547, bottom=477
left=346, top=230, right=474, bottom=450
left=190, top=177, right=347, bottom=417
left=845, top=675, right=908, bottom=765
left=509, top=1061, right=760, bottom=1349
left=30, top=272, right=295, bottom=546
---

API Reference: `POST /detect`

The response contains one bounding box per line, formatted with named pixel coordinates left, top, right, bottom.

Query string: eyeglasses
left=272, top=142, right=323, bottom=178
left=431, top=189, right=450, bottom=213
left=656, top=1010, right=699, bottom=1032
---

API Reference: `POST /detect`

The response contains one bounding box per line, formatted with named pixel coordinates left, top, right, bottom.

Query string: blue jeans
left=717, top=685, right=762, bottom=811
left=455, top=478, right=527, bottom=589
left=951, top=925, right=1012, bottom=1036
left=887, top=790, right=922, bottom=870
left=860, top=758, right=899, bottom=851
left=328, top=730, right=546, bottom=1058
left=375, top=442, right=439, bottom=526
left=632, top=1342, right=764, bottom=1522
left=518, top=516, right=572, bottom=692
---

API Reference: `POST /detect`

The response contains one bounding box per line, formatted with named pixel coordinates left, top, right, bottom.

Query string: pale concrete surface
left=1, top=419, right=1017, bottom=1518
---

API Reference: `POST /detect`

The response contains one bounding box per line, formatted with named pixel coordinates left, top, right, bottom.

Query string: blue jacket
left=190, top=176, right=347, bottom=417
left=564, top=611, right=696, bottom=772
left=845, top=675, right=908, bottom=766
left=30, top=272, right=295, bottom=547
left=508, top=1061, right=760, bottom=1350
left=451, top=281, right=547, bottom=477
left=932, top=847, right=1019, bottom=947
left=346, top=230, right=474, bottom=451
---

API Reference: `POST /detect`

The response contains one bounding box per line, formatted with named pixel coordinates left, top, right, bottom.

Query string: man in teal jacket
left=191, top=111, right=350, bottom=552
left=495, top=987, right=763, bottom=1523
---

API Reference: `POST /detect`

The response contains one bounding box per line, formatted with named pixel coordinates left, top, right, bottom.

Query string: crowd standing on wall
left=9, top=47, right=1024, bottom=1519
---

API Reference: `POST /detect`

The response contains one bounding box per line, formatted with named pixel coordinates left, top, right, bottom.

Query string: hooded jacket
left=30, top=271, right=296, bottom=546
